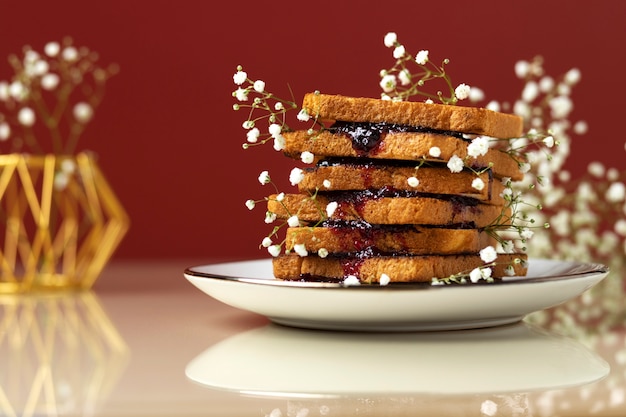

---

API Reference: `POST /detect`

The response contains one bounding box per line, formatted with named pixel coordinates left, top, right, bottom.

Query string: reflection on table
left=0, top=260, right=624, bottom=416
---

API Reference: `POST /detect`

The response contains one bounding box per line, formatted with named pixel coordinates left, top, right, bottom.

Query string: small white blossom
left=587, top=161, right=605, bottom=178
left=424, top=98, right=434, bottom=104
left=287, top=215, right=300, bottom=227
left=415, top=50, right=429, bottom=65
left=615, top=219, right=626, bottom=236
left=274, top=102, right=284, bottom=111
left=428, top=146, right=441, bottom=157
left=467, top=136, right=489, bottom=157
left=454, top=83, right=471, bottom=100
left=519, top=162, right=531, bottom=174
left=564, top=68, right=581, bottom=85
left=253, top=80, right=265, bottom=93
left=539, top=76, right=555, bottom=92
left=0, top=122, right=10, bottom=141
left=379, top=273, right=391, bottom=286
left=300, top=151, right=315, bottom=164
left=343, top=275, right=360, bottom=286
left=573, top=120, right=588, bottom=135
left=262, top=237, right=273, bottom=247
left=268, top=123, right=282, bottom=138
left=234, top=87, right=248, bottom=101
left=44, top=41, right=60, bottom=57
left=273, top=134, right=285, bottom=151
left=481, top=399, right=498, bottom=416
left=276, top=192, right=285, bottom=202
left=268, top=245, right=281, bottom=257
left=297, top=109, right=310, bottom=122
left=393, top=45, right=406, bottom=59
left=294, top=243, right=308, bottom=257
left=549, top=95, right=573, bottom=119
left=0, top=82, right=8, bottom=101
left=318, top=248, right=329, bottom=258
left=323, top=179, right=331, bottom=188
left=606, top=182, right=626, bottom=202
left=41, top=73, right=60, bottom=90
left=233, top=70, right=247, bottom=85
left=289, top=167, right=304, bottom=185
left=258, top=170, right=270, bottom=184
left=447, top=155, right=464, bottom=173
left=520, top=228, right=534, bottom=240
left=242, top=120, right=254, bottom=129
left=18, top=107, right=35, bottom=126
left=326, top=201, right=338, bottom=217
left=521, top=81, right=540, bottom=102
left=479, top=246, right=498, bottom=263
left=514, top=60, right=530, bottom=78
left=379, top=74, right=397, bottom=93
left=62, top=46, right=78, bottom=62
left=398, top=69, right=411, bottom=85
left=73, top=102, right=93, bottom=123
left=264, top=211, right=277, bottom=224
left=9, top=81, right=26, bottom=101
left=469, top=268, right=482, bottom=283
left=246, top=127, right=260, bottom=143
left=245, top=199, right=255, bottom=210
left=53, top=172, right=70, bottom=190
left=471, top=178, right=485, bottom=191
left=469, top=87, right=485, bottom=102
left=384, top=32, right=397, bottom=47
left=542, top=135, right=555, bottom=148
left=485, top=100, right=500, bottom=112
left=407, top=177, right=420, bottom=187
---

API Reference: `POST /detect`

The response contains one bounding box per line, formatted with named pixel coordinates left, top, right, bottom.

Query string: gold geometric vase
left=0, top=152, right=129, bottom=293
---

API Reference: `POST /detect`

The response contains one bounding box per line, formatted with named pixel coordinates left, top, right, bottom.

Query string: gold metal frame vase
left=0, top=152, right=130, bottom=293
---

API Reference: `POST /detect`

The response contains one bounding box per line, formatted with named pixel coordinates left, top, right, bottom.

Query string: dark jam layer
left=328, top=121, right=465, bottom=155
left=321, top=187, right=481, bottom=208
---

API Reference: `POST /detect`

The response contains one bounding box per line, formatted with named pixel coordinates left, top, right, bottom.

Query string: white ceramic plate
left=184, top=258, right=609, bottom=331
left=185, top=322, right=609, bottom=396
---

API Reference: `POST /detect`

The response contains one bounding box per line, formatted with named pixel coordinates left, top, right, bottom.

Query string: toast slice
left=267, top=193, right=508, bottom=228
left=273, top=252, right=528, bottom=282
left=299, top=162, right=506, bottom=205
left=283, top=130, right=523, bottom=181
left=302, top=93, right=524, bottom=139
left=285, top=223, right=498, bottom=255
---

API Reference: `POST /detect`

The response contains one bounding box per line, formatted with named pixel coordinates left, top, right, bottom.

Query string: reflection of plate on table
left=185, top=322, right=609, bottom=397
left=184, top=258, right=609, bottom=331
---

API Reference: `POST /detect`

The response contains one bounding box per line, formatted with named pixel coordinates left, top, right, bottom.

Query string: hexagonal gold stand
left=0, top=153, right=130, bottom=293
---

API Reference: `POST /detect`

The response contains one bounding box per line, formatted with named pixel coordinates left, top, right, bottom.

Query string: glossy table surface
left=1, top=259, right=625, bottom=416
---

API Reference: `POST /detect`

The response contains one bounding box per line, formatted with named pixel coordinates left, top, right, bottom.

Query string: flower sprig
left=0, top=37, right=118, bottom=154
left=232, top=65, right=321, bottom=151
left=379, top=32, right=478, bottom=105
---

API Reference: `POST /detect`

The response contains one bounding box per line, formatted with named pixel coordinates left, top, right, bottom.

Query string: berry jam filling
left=328, top=121, right=465, bottom=155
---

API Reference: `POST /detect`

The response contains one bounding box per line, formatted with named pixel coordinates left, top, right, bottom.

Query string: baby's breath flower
left=479, top=246, right=498, bottom=263
left=415, top=50, right=429, bottom=65
left=469, top=268, right=482, bottom=283
left=454, top=83, right=471, bottom=100
left=467, top=136, right=489, bottom=158
left=273, top=134, right=286, bottom=151
left=233, top=69, right=247, bottom=85
left=515, top=60, right=530, bottom=78
left=472, top=178, right=485, bottom=191
left=268, top=123, right=282, bottom=138
left=41, top=73, right=60, bottom=90
left=379, top=74, right=397, bottom=93
left=343, top=275, right=360, bottom=286
left=384, top=32, right=397, bottom=48
left=393, top=45, right=406, bottom=59
left=258, top=170, right=270, bottom=185
left=44, top=41, right=60, bottom=57
left=294, top=243, right=308, bottom=257
left=606, top=182, right=626, bottom=202
left=234, top=87, right=248, bottom=101
left=247, top=127, right=260, bottom=143
left=0, top=122, right=10, bottom=141
left=268, top=245, right=281, bottom=257
left=318, top=248, right=329, bottom=258
left=407, top=176, right=419, bottom=187
left=73, top=102, right=93, bottom=123
left=18, top=107, right=35, bottom=126
left=300, top=151, right=314, bottom=164
left=542, top=135, right=555, bottom=148
left=428, top=146, right=441, bottom=157
left=564, top=68, right=581, bottom=85
left=297, top=109, right=310, bottom=122
left=264, top=211, right=277, bottom=224
left=447, top=155, right=464, bottom=173
left=274, top=102, right=284, bottom=111
left=61, top=46, right=78, bottom=62
left=253, top=80, right=265, bottom=93
left=379, top=273, right=391, bottom=286
left=323, top=179, right=331, bottom=188
left=326, top=201, right=338, bottom=218
left=289, top=167, right=304, bottom=186
left=245, top=199, right=255, bottom=210
left=276, top=192, right=285, bottom=202
left=287, top=215, right=300, bottom=227
left=469, top=87, right=485, bottom=102
left=261, top=237, right=273, bottom=247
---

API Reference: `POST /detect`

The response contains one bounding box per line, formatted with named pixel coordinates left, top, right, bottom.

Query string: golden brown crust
left=272, top=253, right=528, bottom=282
left=283, top=130, right=523, bottom=181
left=303, top=93, right=524, bottom=139
left=299, top=165, right=505, bottom=205
left=268, top=193, right=507, bottom=228
left=285, top=226, right=498, bottom=255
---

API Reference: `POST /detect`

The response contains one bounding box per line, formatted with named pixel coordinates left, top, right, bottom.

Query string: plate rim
left=183, top=258, right=609, bottom=290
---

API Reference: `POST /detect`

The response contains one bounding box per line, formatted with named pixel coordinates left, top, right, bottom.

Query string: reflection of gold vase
left=0, top=292, right=130, bottom=416
left=0, top=153, right=130, bottom=293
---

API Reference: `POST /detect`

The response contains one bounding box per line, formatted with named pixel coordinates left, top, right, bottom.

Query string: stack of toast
left=267, top=93, right=528, bottom=283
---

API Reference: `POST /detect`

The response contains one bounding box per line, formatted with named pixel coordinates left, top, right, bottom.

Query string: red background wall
left=1, top=0, right=624, bottom=262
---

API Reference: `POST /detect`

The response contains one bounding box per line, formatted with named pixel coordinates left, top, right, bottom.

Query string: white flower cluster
left=379, top=32, right=483, bottom=105
left=0, top=38, right=117, bottom=154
